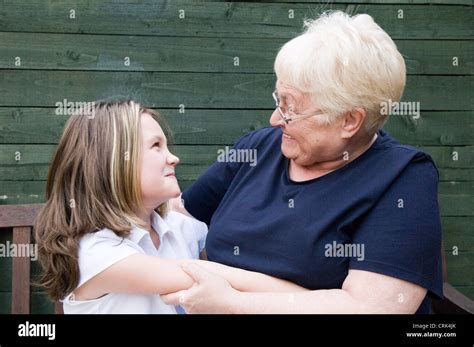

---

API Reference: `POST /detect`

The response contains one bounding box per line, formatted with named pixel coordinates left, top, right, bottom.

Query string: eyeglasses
left=272, top=91, right=325, bottom=124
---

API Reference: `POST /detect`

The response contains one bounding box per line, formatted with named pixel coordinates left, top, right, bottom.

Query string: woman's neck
left=290, top=133, right=378, bottom=182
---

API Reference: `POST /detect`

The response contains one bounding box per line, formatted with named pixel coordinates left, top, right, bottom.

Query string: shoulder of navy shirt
left=182, top=127, right=443, bottom=314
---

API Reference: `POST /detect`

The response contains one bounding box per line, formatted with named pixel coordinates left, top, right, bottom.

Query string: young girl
left=35, top=100, right=304, bottom=314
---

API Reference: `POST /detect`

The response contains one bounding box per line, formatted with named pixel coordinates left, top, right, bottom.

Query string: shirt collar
left=127, top=211, right=173, bottom=244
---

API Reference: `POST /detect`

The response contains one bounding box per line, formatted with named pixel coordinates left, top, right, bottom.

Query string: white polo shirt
left=62, top=211, right=207, bottom=314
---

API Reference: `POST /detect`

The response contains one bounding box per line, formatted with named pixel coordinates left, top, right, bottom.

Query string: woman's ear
left=341, top=107, right=367, bottom=139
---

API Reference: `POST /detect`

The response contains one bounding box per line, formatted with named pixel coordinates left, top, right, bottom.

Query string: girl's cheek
left=151, top=151, right=166, bottom=169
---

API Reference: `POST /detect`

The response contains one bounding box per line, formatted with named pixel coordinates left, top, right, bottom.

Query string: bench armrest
left=432, top=283, right=474, bottom=314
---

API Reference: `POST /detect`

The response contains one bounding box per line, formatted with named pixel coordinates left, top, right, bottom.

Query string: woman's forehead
left=275, top=81, right=304, bottom=100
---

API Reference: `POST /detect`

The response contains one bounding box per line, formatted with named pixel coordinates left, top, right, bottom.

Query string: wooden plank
left=0, top=204, right=43, bottom=228
left=1, top=32, right=472, bottom=75
left=0, top=71, right=472, bottom=110
left=11, top=226, right=31, bottom=313
left=1, top=108, right=472, bottom=146
left=0, top=181, right=45, bottom=205
left=0, top=1, right=471, bottom=39
left=438, top=182, right=474, bottom=216
left=443, top=217, right=474, bottom=251
left=445, top=251, right=474, bottom=286
left=422, top=147, right=474, bottom=169
left=384, top=112, right=474, bottom=146
left=437, top=169, right=474, bottom=182
left=0, top=108, right=268, bottom=145
left=0, top=70, right=277, bottom=109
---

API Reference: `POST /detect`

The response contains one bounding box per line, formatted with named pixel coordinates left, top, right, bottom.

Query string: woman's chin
left=281, top=146, right=298, bottom=161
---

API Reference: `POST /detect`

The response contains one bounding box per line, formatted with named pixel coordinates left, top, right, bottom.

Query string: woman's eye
left=153, top=142, right=160, bottom=148
left=281, top=103, right=293, bottom=114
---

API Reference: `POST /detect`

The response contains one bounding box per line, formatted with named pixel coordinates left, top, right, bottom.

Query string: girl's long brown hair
left=34, top=100, right=169, bottom=301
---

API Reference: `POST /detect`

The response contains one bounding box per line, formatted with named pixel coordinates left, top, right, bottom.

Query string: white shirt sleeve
left=165, top=211, right=208, bottom=259
left=76, top=228, right=142, bottom=288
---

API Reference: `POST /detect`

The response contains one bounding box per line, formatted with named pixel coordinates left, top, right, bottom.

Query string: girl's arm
left=73, top=254, right=305, bottom=301
left=73, top=254, right=193, bottom=300
left=188, top=259, right=306, bottom=293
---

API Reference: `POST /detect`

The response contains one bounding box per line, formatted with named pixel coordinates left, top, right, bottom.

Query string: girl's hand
left=161, top=263, right=240, bottom=314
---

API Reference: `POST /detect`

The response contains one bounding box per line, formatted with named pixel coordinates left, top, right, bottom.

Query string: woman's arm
left=227, top=270, right=427, bottom=313
left=162, top=267, right=427, bottom=314
left=73, top=254, right=304, bottom=301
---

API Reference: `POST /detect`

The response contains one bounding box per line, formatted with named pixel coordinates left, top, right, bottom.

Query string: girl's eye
left=153, top=142, right=160, bottom=148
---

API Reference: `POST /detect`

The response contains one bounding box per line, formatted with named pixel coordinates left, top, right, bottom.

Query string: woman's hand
left=168, top=194, right=194, bottom=218
left=161, top=263, right=240, bottom=314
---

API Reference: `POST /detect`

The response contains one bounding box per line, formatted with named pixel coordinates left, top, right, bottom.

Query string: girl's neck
left=135, top=209, right=153, bottom=232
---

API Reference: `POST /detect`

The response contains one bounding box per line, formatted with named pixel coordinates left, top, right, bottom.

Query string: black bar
left=0, top=314, right=472, bottom=346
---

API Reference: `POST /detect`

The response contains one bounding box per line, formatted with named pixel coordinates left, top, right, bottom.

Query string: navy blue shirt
left=182, top=127, right=443, bottom=314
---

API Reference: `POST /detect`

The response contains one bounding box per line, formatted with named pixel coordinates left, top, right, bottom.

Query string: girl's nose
left=168, top=152, right=180, bottom=166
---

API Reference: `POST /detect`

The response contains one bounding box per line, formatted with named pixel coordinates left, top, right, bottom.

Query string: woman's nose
left=269, top=109, right=285, bottom=127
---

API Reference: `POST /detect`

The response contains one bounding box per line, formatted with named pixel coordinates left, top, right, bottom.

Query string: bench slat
left=0, top=204, right=43, bottom=228
left=11, top=226, right=31, bottom=314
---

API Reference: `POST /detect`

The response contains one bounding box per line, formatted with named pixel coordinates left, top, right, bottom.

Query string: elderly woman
left=164, top=11, right=442, bottom=313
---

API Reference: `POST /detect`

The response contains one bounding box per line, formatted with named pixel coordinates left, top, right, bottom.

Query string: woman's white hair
left=274, top=11, right=406, bottom=134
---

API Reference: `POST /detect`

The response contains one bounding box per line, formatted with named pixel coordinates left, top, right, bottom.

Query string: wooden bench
left=0, top=203, right=472, bottom=314
left=0, top=204, right=62, bottom=314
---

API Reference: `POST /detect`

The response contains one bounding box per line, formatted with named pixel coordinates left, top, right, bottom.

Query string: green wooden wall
left=0, top=0, right=472, bottom=313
